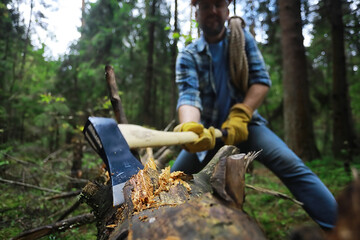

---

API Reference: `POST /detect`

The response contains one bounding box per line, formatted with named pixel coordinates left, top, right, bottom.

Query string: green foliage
left=244, top=156, right=360, bottom=240
left=0, top=0, right=360, bottom=238
left=56, top=0, right=175, bottom=128
left=0, top=147, right=99, bottom=240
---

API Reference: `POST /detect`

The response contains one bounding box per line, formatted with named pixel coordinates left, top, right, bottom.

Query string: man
left=171, top=0, right=337, bottom=230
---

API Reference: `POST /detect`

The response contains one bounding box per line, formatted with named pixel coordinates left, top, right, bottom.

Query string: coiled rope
left=228, top=16, right=248, bottom=95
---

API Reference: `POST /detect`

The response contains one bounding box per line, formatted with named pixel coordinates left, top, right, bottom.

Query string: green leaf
left=172, top=32, right=180, bottom=39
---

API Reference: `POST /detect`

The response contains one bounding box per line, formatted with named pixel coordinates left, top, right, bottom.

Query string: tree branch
left=0, top=177, right=61, bottom=194
left=105, top=65, right=128, bottom=124
left=246, top=184, right=303, bottom=206
left=12, top=213, right=95, bottom=240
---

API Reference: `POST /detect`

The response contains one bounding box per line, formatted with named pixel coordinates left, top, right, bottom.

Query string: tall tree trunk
left=17, top=0, right=33, bottom=86
left=327, top=0, right=356, bottom=163
left=170, top=0, right=178, bottom=120
left=233, top=0, right=236, bottom=15
left=143, top=0, right=157, bottom=126
left=81, top=0, right=85, bottom=29
left=278, top=0, right=320, bottom=161
left=69, top=135, right=84, bottom=189
left=247, top=0, right=256, bottom=37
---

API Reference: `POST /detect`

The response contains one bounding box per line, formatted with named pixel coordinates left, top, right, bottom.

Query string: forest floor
left=1, top=144, right=359, bottom=240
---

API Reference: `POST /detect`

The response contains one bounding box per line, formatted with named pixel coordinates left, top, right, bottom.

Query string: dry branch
left=2, top=153, right=37, bottom=166
left=42, top=145, right=72, bottom=163
left=0, top=177, right=61, bottom=194
left=57, top=200, right=82, bottom=221
left=105, top=65, right=128, bottom=124
left=163, top=119, right=176, bottom=132
left=12, top=213, right=95, bottom=240
left=46, top=190, right=82, bottom=200
left=154, top=148, right=174, bottom=169
left=245, top=184, right=303, bottom=205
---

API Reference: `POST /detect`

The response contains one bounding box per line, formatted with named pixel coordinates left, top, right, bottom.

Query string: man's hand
left=174, top=122, right=216, bottom=153
left=221, top=103, right=253, bottom=145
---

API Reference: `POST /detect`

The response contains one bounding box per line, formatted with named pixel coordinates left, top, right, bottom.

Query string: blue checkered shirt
left=176, top=28, right=271, bottom=128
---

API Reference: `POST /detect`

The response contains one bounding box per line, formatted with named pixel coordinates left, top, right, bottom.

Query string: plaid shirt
left=176, top=28, right=271, bottom=128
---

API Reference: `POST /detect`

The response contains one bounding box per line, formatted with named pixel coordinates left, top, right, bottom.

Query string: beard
left=199, top=15, right=226, bottom=37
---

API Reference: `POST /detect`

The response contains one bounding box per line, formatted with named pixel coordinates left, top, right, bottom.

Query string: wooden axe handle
left=118, top=124, right=223, bottom=149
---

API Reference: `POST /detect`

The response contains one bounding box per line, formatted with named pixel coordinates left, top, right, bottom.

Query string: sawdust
left=130, top=158, right=191, bottom=213
left=130, top=169, right=156, bottom=212
left=155, top=167, right=191, bottom=194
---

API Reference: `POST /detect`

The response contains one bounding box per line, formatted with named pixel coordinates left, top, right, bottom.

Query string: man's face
left=195, top=0, right=229, bottom=38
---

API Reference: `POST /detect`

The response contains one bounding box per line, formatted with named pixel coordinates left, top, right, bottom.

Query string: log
left=81, top=146, right=267, bottom=239
left=327, top=168, right=360, bottom=240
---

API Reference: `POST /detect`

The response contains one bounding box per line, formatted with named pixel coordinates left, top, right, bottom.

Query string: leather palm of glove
left=174, top=122, right=216, bottom=153
left=221, top=103, right=253, bottom=145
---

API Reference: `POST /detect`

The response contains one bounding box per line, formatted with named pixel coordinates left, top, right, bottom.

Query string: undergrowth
left=1, top=145, right=359, bottom=240
left=244, top=155, right=360, bottom=239
left=0, top=146, right=101, bottom=240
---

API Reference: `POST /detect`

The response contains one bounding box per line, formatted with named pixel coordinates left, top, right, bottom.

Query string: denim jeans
left=171, top=124, right=338, bottom=229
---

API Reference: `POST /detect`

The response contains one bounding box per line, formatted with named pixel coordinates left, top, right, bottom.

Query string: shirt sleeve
left=244, top=29, right=272, bottom=87
left=175, top=50, right=203, bottom=111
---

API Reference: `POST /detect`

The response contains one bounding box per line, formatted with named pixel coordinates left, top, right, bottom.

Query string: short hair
left=191, top=0, right=232, bottom=6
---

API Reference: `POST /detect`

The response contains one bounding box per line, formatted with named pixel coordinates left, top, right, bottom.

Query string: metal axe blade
left=83, top=117, right=143, bottom=206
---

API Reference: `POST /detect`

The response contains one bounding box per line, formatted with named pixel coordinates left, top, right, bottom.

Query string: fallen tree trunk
left=81, top=146, right=267, bottom=239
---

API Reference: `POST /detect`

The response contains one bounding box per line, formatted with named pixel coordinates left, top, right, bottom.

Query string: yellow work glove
left=174, top=122, right=216, bottom=153
left=221, top=103, right=253, bottom=145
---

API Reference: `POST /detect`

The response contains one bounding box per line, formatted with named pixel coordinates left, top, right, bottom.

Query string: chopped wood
left=140, top=147, right=157, bottom=167
left=128, top=157, right=191, bottom=213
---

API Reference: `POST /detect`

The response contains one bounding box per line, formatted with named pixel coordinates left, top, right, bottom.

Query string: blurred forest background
left=1, top=0, right=359, bottom=239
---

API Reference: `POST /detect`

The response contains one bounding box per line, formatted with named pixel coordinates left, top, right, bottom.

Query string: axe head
left=83, top=117, right=143, bottom=206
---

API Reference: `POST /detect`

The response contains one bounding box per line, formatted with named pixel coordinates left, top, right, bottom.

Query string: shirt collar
left=196, top=34, right=207, bottom=53
left=195, top=28, right=230, bottom=53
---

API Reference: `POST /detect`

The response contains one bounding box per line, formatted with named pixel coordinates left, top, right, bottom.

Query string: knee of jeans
left=261, top=149, right=310, bottom=177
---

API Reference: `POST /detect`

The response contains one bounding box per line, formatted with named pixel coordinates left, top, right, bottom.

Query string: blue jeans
left=171, top=124, right=338, bottom=229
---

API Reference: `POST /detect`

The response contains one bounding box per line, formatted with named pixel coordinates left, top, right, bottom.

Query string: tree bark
left=278, top=0, right=320, bottom=161
left=143, top=0, right=157, bottom=126
left=327, top=0, right=356, bottom=163
left=105, top=65, right=128, bottom=124
left=81, top=146, right=267, bottom=239
left=170, top=0, right=178, bottom=120
left=81, top=0, right=85, bottom=29
left=69, top=135, right=84, bottom=189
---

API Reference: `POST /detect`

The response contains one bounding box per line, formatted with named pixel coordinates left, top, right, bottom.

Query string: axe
left=83, top=116, right=223, bottom=206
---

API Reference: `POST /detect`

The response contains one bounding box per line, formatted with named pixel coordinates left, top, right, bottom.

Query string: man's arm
left=178, top=105, right=201, bottom=123
left=221, top=83, right=269, bottom=145
left=178, top=83, right=269, bottom=124
left=242, top=83, right=269, bottom=112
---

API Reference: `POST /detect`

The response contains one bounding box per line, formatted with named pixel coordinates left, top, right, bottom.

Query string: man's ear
left=226, top=8, right=230, bottom=20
